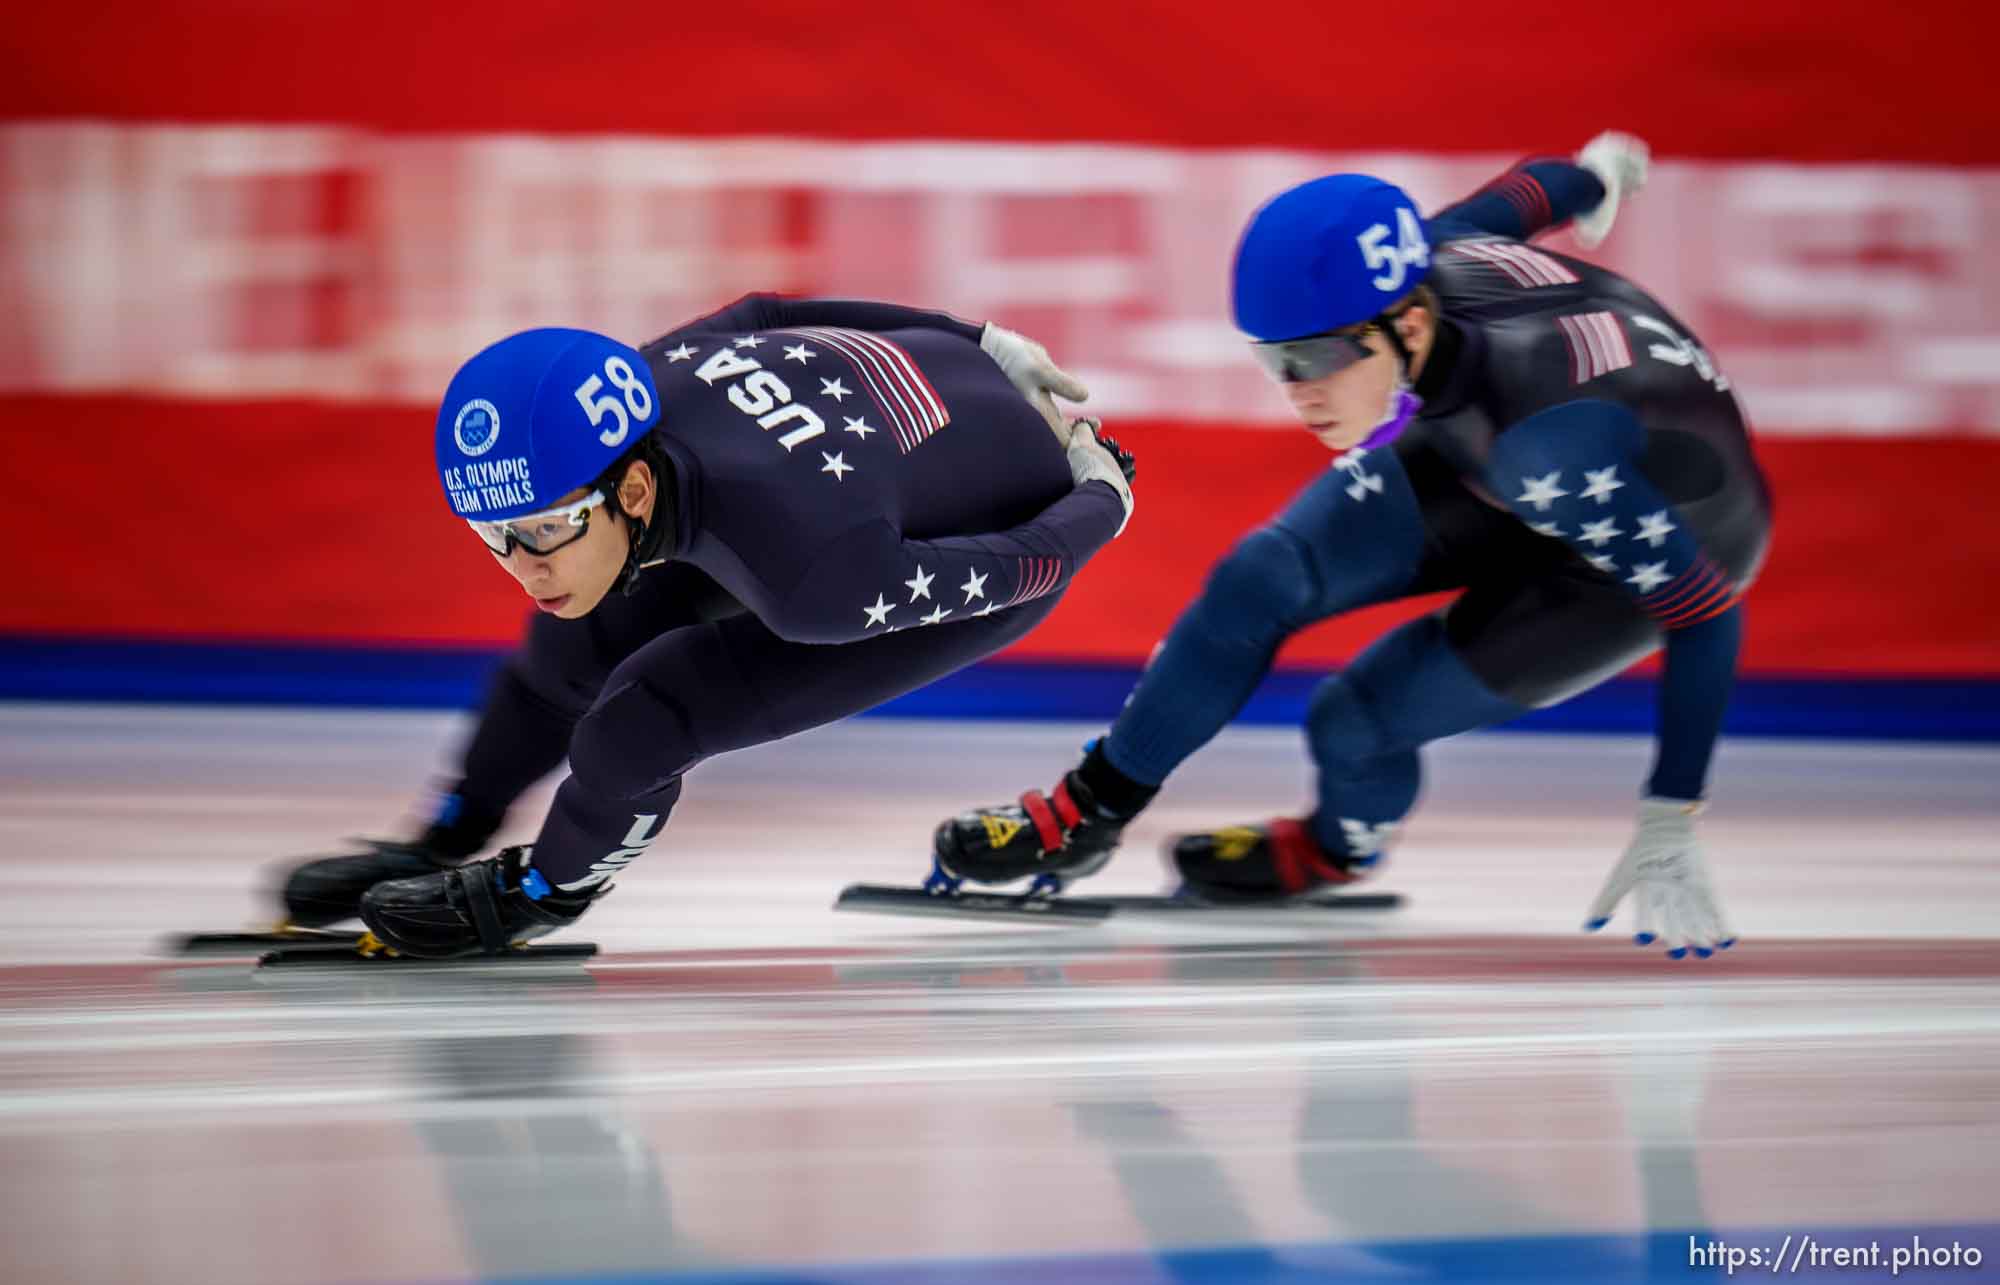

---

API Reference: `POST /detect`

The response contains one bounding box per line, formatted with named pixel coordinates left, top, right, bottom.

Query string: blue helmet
left=435, top=327, right=662, bottom=521
left=1231, top=174, right=1432, bottom=342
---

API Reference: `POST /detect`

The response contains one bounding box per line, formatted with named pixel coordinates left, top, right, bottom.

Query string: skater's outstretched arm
left=1429, top=132, right=1648, bottom=248
left=1485, top=399, right=1745, bottom=957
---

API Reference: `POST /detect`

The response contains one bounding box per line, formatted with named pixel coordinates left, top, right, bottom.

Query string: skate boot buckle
left=922, top=857, right=964, bottom=897
left=1025, top=871, right=1068, bottom=899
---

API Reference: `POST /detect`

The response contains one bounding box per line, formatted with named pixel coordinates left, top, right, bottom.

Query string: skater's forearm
left=1646, top=604, right=1742, bottom=802
left=771, top=485, right=1125, bottom=644
left=1430, top=159, right=1607, bottom=243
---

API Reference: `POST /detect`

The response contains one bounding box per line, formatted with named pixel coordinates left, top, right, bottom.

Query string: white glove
left=1571, top=130, right=1650, bottom=250
left=1583, top=797, right=1736, bottom=958
left=981, top=322, right=1089, bottom=441
left=1065, top=417, right=1133, bottom=536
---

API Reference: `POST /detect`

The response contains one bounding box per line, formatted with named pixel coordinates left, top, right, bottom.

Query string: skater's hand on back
left=1571, top=130, right=1650, bottom=249
left=1583, top=797, right=1736, bottom=959
left=1065, top=418, right=1134, bottom=535
left=980, top=322, right=1089, bottom=440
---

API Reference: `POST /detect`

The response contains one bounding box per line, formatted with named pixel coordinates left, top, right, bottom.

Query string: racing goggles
left=468, top=491, right=607, bottom=557
left=1248, top=325, right=1376, bottom=383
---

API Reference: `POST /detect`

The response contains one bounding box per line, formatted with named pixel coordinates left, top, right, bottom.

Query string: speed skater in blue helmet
left=1231, top=173, right=1437, bottom=455
left=435, top=327, right=677, bottom=619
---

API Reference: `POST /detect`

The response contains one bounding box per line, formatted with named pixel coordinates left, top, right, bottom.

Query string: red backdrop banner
left=4, top=2, right=1995, bottom=677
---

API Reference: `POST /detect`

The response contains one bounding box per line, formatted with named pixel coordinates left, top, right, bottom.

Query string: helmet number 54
left=1357, top=208, right=1430, bottom=294
left=574, top=356, right=655, bottom=447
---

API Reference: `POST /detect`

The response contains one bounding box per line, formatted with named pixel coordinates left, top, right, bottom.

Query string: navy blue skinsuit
left=1099, top=159, right=1773, bottom=861
left=428, top=295, right=1126, bottom=891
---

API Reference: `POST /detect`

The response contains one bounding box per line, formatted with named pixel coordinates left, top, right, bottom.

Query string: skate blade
left=1098, top=890, right=1405, bottom=913
left=835, top=883, right=1113, bottom=924
left=165, top=925, right=366, bottom=956
left=256, top=939, right=600, bottom=968
left=834, top=883, right=1401, bottom=922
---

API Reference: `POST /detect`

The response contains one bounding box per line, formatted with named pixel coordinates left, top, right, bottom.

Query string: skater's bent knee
left=1200, top=527, right=1318, bottom=630
left=568, top=679, right=700, bottom=801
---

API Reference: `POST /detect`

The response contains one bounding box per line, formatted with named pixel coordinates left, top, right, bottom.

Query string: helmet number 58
left=1357, top=208, right=1430, bottom=293
left=574, top=356, right=655, bottom=447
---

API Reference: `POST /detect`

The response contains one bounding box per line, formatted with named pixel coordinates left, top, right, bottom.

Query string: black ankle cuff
left=1074, top=740, right=1158, bottom=820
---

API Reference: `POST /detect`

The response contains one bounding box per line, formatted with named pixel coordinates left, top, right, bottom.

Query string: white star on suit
left=1529, top=521, right=1563, bottom=538
left=1580, top=466, right=1625, bottom=504
left=733, top=335, right=765, bottom=348
left=1578, top=517, right=1623, bottom=547
left=904, top=565, right=934, bottom=602
left=843, top=416, right=876, bottom=438
left=1634, top=510, right=1678, bottom=547
left=920, top=605, right=952, bottom=626
left=664, top=343, right=697, bottom=362
left=819, top=451, right=853, bottom=481
left=783, top=344, right=816, bottom=363
left=1627, top=561, right=1672, bottom=594
left=1516, top=471, right=1570, bottom=511
left=820, top=377, right=852, bottom=402
left=974, top=601, right=1000, bottom=617
left=862, top=594, right=893, bottom=628
left=1586, top=553, right=1619, bottom=574
left=960, top=569, right=988, bottom=602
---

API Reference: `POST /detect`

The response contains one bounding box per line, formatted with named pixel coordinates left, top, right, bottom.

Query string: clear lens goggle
left=1248, top=326, right=1375, bottom=383
left=469, top=490, right=606, bottom=557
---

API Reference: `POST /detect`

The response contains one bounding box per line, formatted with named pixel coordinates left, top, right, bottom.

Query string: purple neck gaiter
left=1358, top=383, right=1423, bottom=452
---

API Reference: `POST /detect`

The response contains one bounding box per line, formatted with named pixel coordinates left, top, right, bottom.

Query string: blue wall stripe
left=2, top=637, right=1996, bottom=740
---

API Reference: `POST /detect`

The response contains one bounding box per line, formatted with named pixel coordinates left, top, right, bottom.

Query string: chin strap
left=614, top=488, right=677, bottom=596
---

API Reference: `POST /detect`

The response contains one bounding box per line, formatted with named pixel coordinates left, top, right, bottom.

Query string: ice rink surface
left=2, top=703, right=1996, bottom=1284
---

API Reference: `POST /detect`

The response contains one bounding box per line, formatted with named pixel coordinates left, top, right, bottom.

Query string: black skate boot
left=278, top=839, right=464, bottom=928
left=933, top=770, right=1127, bottom=894
left=1170, top=818, right=1368, bottom=904
left=359, top=846, right=599, bottom=959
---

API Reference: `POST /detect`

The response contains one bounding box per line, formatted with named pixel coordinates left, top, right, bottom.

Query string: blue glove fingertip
left=1693, top=946, right=1714, bottom=959
left=1633, top=932, right=1655, bottom=946
left=1717, top=938, right=1737, bottom=950
left=1667, top=946, right=1689, bottom=960
left=1585, top=917, right=1609, bottom=932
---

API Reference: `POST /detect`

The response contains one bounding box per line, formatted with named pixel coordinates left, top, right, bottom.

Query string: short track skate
left=834, top=858, right=1402, bottom=923
left=255, top=931, right=599, bottom=968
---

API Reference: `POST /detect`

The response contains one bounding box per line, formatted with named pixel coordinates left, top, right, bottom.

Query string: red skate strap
left=1050, top=779, right=1084, bottom=829
left=1020, top=789, right=1065, bottom=854
left=1268, top=818, right=1359, bottom=894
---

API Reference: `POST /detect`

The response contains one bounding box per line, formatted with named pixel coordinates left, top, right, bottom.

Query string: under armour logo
left=1335, top=450, right=1385, bottom=503
left=1338, top=817, right=1397, bottom=865
left=556, top=813, right=664, bottom=892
